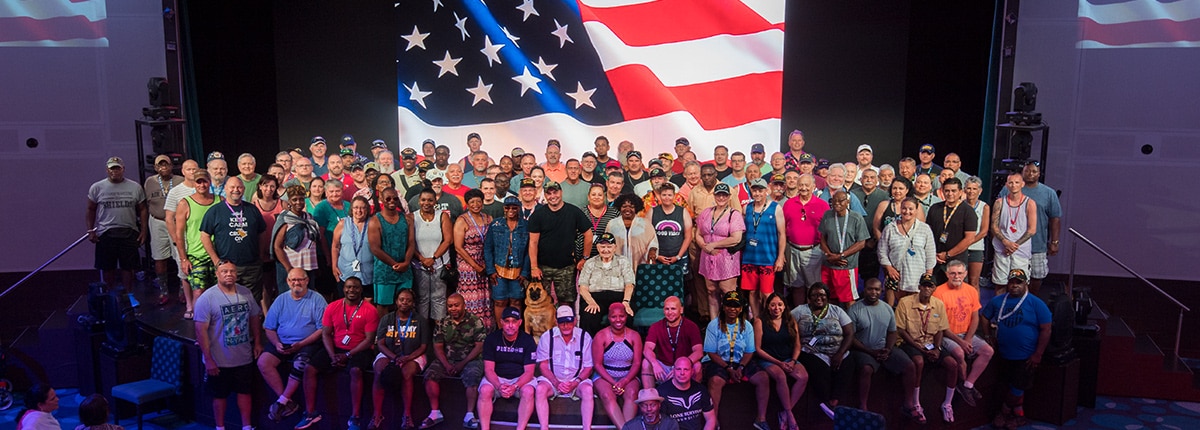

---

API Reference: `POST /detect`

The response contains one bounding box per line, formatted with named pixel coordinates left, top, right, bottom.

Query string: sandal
left=419, top=416, right=443, bottom=429
left=903, top=404, right=927, bottom=424
left=367, top=415, right=385, bottom=430
left=183, top=310, right=194, bottom=320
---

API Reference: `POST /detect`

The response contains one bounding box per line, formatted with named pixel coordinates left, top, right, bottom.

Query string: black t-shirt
left=198, top=201, right=266, bottom=265
left=714, top=164, right=732, bottom=180
left=622, top=170, right=650, bottom=195
left=656, top=381, right=713, bottom=430
left=482, top=330, right=538, bottom=379
left=927, top=201, right=978, bottom=260
left=375, top=311, right=431, bottom=356
left=528, top=203, right=591, bottom=268
left=669, top=174, right=687, bottom=188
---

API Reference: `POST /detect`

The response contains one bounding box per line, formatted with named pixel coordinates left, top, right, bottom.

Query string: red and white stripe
left=0, top=0, right=108, bottom=47
left=1079, top=0, right=1200, bottom=48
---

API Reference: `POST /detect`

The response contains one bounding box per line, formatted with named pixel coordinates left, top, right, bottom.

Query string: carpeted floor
left=3, top=388, right=1200, bottom=429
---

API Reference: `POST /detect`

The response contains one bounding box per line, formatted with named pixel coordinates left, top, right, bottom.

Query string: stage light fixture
left=147, top=77, right=169, bottom=107
left=1013, top=82, right=1037, bottom=112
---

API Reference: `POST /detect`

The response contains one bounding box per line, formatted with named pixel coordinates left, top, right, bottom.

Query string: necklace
left=997, top=292, right=1028, bottom=321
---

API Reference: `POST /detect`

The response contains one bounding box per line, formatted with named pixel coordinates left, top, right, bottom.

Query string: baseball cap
left=543, top=180, right=562, bottom=191
left=770, top=174, right=786, bottom=184
left=749, top=178, right=768, bottom=189
left=649, top=168, right=666, bottom=178
left=657, top=182, right=677, bottom=192
left=799, top=153, right=814, bottom=164
left=364, top=162, right=379, bottom=172
left=519, top=178, right=537, bottom=188
left=647, top=159, right=663, bottom=169
left=417, top=160, right=433, bottom=171
left=595, top=232, right=616, bottom=244
left=511, top=147, right=525, bottom=158
left=546, top=139, right=561, bottom=148
left=919, top=273, right=936, bottom=287
left=106, top=156, right=124, bottom=169
left=310, top=136, right=326, bottom=145
left=857, top=144, right=873, bottom=154
left=713, top=183, right=731, bottom=195
left=425, top=169, right=445, bottom=182
left=467, top=132, right=481, bottom=140
left=503, top=196, right=520, bottom=206
left=605, top=160, right=622, bottom=170
left=207, top=151, right=225, bottom=164
left=626, top=150, right=642, bottom=161
left=1008, top=269, right=1029, bottom=283
left=659, top=152, right=674, bottom=161
left=722, top=290, right=744, bottom=308
left=153, top=154, right=172, bottom=165
left=501, top=307, right=522, bottom=320
left=675, top=137, right=690, bottom=146
left=816, top=159, right=831, bottom=169
left=751, top=143, right=765, bottom=154
left=400, top=148, right=417, bottom=159
left=341, top=134, right=356, bottom=146
left=290, top=147, right=307, bottom=157
left=339, top=148, right=355, bottom=156
left=919, top=143, right=935, bottom=154
left=349, top=162, right=365, bottom=171
left=193, top=169, right=211, bottom=182
left=422, top=138, right=436, bottom=146
left=371, top=139, right=387, bottom=149
left=556, top=305, right=575, bottom=323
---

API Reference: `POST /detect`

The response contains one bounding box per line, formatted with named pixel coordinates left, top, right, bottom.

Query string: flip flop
left=183, top=310, right=194, bottom=320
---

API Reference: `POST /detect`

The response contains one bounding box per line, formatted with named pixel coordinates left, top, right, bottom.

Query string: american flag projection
left=397, top=0, right=785, bottom=157
left=0, top=0, right=108, bottom=47
left=1079, top=0, right=1200, bottom=48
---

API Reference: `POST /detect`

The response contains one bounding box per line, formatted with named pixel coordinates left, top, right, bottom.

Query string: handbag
left=440, top=265, right=458, bottom=284
left=493, top=220, right=522, bottom=280
left=726, top=209, right=747, bottom=253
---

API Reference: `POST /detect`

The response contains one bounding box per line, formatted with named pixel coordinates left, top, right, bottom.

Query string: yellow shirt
left=895, top=295, right=949, bottom=346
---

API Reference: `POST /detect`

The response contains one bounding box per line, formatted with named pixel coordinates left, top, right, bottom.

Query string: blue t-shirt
left=312, top=200, right=350, bottom=245
left=1001, top=183, right=1062, bottom=253
left=702, top=318, right=756, bottom=363
left=264, top=289, right=328, bottom=344
left=981, top=293, right=1051, bottom=360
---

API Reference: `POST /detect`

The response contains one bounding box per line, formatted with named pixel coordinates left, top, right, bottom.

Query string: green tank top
left=185, top=196, right=221, bottom=258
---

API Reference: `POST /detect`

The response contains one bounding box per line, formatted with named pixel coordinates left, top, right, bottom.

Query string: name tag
left=351, top=259, right=361, bottom=272
left=342, top=335, right=352, bottom=345
left=924, top=343, right=935, bottom=351
left=747, top=239, right=758, bottom=247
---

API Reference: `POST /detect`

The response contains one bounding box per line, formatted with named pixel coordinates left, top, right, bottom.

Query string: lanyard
left=810, top=305, right=829, bottom=333
left=942, top=202, right=960, bottom=228
left=997, top=293, right=1028, bottom=321
left=224, top=199, right=243, bottom=217
left=156, top=175, right=176, bottom=198
left=666, top=322, right=680, bottom=353
left=750, top=203, right=767, bottom=236
left=709, top=207, right=728, bottom=237
left=917, top=306, right=932, bottom=335
left=396, top=312, right=413, bottom=348
left=347, top=217, right=367, bottom=255
left=833, top=211, right=850, bottom=252
left=726, top=322, right=738, bottom=362
left=343, top=300, right=362, bottom=328
left=465, top=212, right=487, bottom=238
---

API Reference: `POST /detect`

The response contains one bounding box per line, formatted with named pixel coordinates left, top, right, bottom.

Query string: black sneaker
left=281, top=400, right=300, bottom=418
left=268, top=402, right=283, bottom=422
left=957, top=383, right=979, bottom=407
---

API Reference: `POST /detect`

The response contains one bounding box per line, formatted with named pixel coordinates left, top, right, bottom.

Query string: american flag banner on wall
left=397, top=0, right=785, bottom=158
left=1079, top=0, right=1200, bottom=48
left=0, top=0, right=108, bottom=47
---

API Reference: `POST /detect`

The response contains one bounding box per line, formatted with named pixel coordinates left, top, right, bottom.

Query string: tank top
left=759, top=318, right=795, bottom=361
left=184, top=196, right=220, bottom=259
left=337, top=217, right=374, bottom=284
left=968, top=200, right=986, bottom=251
left=602, top=336, right=636, bottom=378
left=414, top=211, right=448, bottom=269
left=652, top=205, right=686, bottom=257
left=994, top=195, right=1032, bottom=259
left=742, top=201, right=780, bottom=266
left=373, top=212, right=412, bottom=286
left=880, top=200, right=902, bottom=231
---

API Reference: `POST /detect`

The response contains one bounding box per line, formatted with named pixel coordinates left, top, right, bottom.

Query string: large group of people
left=79, top=131, right=1063, bottom=429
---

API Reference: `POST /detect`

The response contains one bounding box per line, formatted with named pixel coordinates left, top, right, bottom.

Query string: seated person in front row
left=479, top=307, right=538, bottom=430
left=657, top=356, right=716, bottom=430
left=535, top=306, right=595, bottom=430
left=641, top=296, right=704, bottom=389
left=702, top=290, right=771, bottom=430
left=295, top=277, right=377, bottom=430
left=424, top=293, right=489, bottom=429
left=895, top=274, right=959, bottom=423
left=259, top=268, right=327, bottom=423
left=369, top=289, right=429, bottom=430
left=621, top=388, right=681, bottom=430
left=593, top=302, right=644, bottom=428
left=847, top=279, right=919, bottom=421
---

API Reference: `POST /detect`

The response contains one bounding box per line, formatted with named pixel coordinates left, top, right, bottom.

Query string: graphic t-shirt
left=482, top=330, right=538, bottom=379
left=656, top=381, right=713, bottom=430
left=195, top=285, right=262, bottom=367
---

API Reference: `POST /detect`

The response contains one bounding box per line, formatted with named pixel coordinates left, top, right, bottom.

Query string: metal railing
left=1068, top=227, right=1190, bottom=358
left=0, top=230, right=94, bottom=301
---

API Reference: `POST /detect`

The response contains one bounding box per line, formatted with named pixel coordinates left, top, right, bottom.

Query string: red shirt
left=783, top=195, right=829, bottom=246
left=442, top=183, right=469, bottom=205
left=645, top=318, right=703, bottom=364
left=322, top=299, right=380, bottom=352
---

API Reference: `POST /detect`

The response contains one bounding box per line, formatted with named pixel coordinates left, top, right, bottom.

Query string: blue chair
left=112, top=336, right=183, bottom=430
left=632, top=263, right=685, bottom=329
left=833, top=406, right=886, bottom=430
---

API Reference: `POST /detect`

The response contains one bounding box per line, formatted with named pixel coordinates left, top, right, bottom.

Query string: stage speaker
left=1045, top=285, right=1077, bottom=365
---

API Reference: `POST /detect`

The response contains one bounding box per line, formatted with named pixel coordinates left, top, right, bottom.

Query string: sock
left=463, top=412, right=475, bottom=421
left=963, top=381, right=974, bottom=389
left=913, top=387, right=921, bottom=402
left=944, top=387, right=955, bottom=405
left=429, top=410, right=443, bottom=418
left=216, top=427, right=225, bottom=430
left=278, top=395, right=289, bottom=404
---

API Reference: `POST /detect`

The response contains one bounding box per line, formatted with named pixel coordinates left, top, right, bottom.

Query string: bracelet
left=622, top=299, right=630, bottom=303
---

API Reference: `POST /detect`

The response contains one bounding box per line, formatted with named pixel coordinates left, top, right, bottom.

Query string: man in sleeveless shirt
left=991, top=172, right=1038, bottom=287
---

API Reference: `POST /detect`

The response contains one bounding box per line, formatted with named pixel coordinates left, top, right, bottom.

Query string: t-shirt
left=240, top=174, right=263, bottom=202
left=481, top=200, right=505, bottom=219
left=164, top=183, right=196, bottom=216
left=782, top=196, right=829, bottom=246
left=621, top=416, right=680, bottom=430
left=792, top=304, right=852, bottom=358
left=656, top=381, right=713, bottom=430
left=195, top=285, right=262, bottom=367
left=847, top=301, right=897, bottom=351
left=701, top=318, right=756, bottom=364
left=144, top=174, right=184, bottom=220
left=407, top=192, right=465, bottom=220
left=482, top=330, right=538, bottom=379
left=264, top=289, right=327, bottom=344
left=560, top=179, right=591, bottom=209
left=311, top=200, right=350, bottom=244
left=376, top=311, right=431, bottom=356
left=895, top=295, right=949, bottom=346
left=321, top=299, right=380, bottom=352
left=435, top=313, right=489, bottom=363
left=528, top=203, right=591, bottom=268
left=88, top=178, right=147, bottom=234
left=646, top=319, right=703, bottom=365
left=927, top=202, right=978, bottom=261
left=981, top=293, right=1052, bottom=360
left=816, top=210, right=870, bottom=268
left=199, top=201, right=266, bottom=266
left=933, top=283, right=981, bottom=335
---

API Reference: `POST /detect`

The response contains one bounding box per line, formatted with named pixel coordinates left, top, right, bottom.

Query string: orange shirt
left=932, top=282, right=981, bottom=335
left=541, top=162, right=567, bottom=183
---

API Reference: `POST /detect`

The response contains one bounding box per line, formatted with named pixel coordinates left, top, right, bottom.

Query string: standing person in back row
left=529, top=180, right=594, bottom=307
left=88, top=156, right=148, bottom=292
left=1000, top=161, right=1060, bottom=295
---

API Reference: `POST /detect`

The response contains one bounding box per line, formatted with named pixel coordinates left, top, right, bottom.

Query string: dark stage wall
left=184, top=0, right=996, bottom=173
